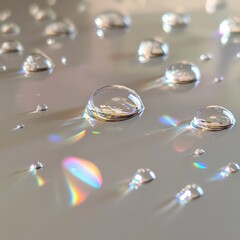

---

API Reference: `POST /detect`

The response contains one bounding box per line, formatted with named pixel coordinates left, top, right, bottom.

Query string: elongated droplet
left=129, top=168, right=156, bottom=189
left=86, top=85, right=144, bottom=122
left=220, top=162, right=240, bottom=178
left=176, top=184, right=204, bottom=205
left=194, top=148, right=205, bottom=156
left=190, top=105, right=235, bottom=131
left=200, top=53, right=213, bottom=61
left=162, top=12, right=190, bottom=33
left=213, top=76, right=224, bottom=83
left=219, top=17, right=240, bottom=36
left=138, top=37, right=169, bottom=62
left=29, top=161, right=44, bottom=173
left=95, top=10, right=131, bottom=29
left=0, top=9, right=11, bottom=21
left=32, top=9, right=57, bottom=21
left=36, top=104, right=48, bottom=112
left=12, top=124, right=25, bottom=131
left=163, top=61, right=201, bottom=84
left=0, top=22, right=20, bottom=35
left=22, top=53, right=54, bottom=73
left=44, top=19, right=77, bottom=36
left=206, top=0, right=226, bottom=13
left=0, top=40, right=23, bottom=53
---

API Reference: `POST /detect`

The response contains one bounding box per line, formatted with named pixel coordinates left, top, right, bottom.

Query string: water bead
left=0, top=40, right=23, bottom=53
left=219, top=17, right=240, bottom=36
left=0, top=22, right=20, bottom=35
left=33, top=9, right=57, bottom=21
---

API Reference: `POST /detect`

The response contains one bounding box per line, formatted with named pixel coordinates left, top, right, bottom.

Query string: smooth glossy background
left=0, top=0, right=240, bottom=239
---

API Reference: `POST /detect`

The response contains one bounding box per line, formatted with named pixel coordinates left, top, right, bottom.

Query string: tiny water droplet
left=46, top=38, right=56, bottom=45
left=219, top=17, right=240, bottom=36
left=0, top=40, right=23, bottom=53
left=129, top=168, right=156, bottom=189
left=162, top=12, right=190, bottom=33
left=200, top=53, right=213, bottom=61
left=29, top=161, right=44, bottom=173
left=22, top=52, right=54, bottom=73
left=163, top=61, right=201, bottom=85
left=44, top=19, right=77, bottom=36
left=95, top=10, right=131, bottom=29
left=12, top=124, right=25, bottom=131
left=33, top=8, right=57, bottom=21
left=0, top=22, right=20, bottom=35
left=60, top=56, right=67, bottom=65
left=194, top=148, right=205, bottom=156
left=220, top=162, right=240, bottom=178
left=86, top=85, right=144, bottom=122
left=138, top=37, right=169, bottom=62
left=213, top=76, right=224, bottom=83
left=206, top=0, right=226, bottom=14
left=36, top=104, right=49, bottom=112
left=0, top=65, right=7, bottom=71
left=0, top=9, right=11, bottom=22
left=190, top=105, right=235, bottom=131
left=176, top=184, right=204, bottom=205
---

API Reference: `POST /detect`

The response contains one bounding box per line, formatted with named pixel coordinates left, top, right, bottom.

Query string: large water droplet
left=29, top=161, right=44, bottom=173
left=36, top=104, right=49, bottom=112
left=95, top=10, right=131, bottom=29
left=0, top=22, right=20, bottom=35
left=163, top=61, right=201, bottom=84
left=33, top=8, right=57, bottom=21
left=129, top=168, right=156, bottom=189
left=162, top=12, right=190, bottom=33
left=22, top=53, right=54, bottom=72
left=191, top=105, right=235, bottom=131
left=0, top=9, right=11, bottom=22
left=86, top=85, right=145, bottom=122
left=176, top=184, right=204, bottom=205
left=0, top=40, right=23, bottom=54
left=44, top=19, right=77, bottom=36
left=138, top=37, right=169, bottom=62
left=206, top=0, right=226, bottom=14
left=220, top=162, right=240, bottom=178
left=219, top=17, right=240, bottom=36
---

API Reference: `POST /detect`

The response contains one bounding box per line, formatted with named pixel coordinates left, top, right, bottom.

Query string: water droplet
left=61, top=56, right=67, bottom=65
left=12, top=124, right=25, bottom=131
left=0, top=22, right=20, bottom=35
left=44, top=19, right=77, bottom=36
left=46, top=38, right=56, bottom=45
left=194, top=148, right=205, bottom=156
left=138, top=37, right=169, bottom=62
left=213, top=76, right=224, bottom=83
left=220, top=162, right=240, bottom=178
left=22, top=52, right=54, bottom=73
left=163, top=61, right=201, bottom=85
left=0, top=65, right=7, bottom=71
left=162, top=12, right=190, bottom=33
left=200, top=53, right=213, bottom=61
left=0, top=40, right=23, bottom=54
left=29, top=4, right=40, bottom=16
left=0, top=9, right=11, bottom=22
left=33, top=8, right=57, bottom=21
left=95, top=10, right=131, bottom=29
left=77, top=1, right=88, bottom=13
left=29, top=161, right=44, bottom=173
left=176, top=184, right=204, bottom=205
left=206, top=0, right=226, bottom=14
left=86, top=85, right=145, bottom=122
left=129, top=168, right=156, bottom=189
left=36, top=104, right=49, bottom=112
left=190, top=105, right=235, bottom=131
left=219, top=17, right=240, bottom=36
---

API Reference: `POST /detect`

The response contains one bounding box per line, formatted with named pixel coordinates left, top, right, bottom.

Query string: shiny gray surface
left=0, top=0, right=240, bottom=239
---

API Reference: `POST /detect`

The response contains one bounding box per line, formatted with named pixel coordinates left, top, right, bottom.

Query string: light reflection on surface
left=160, top=115, right=180, bottom=127
left=62, top=156, right=103, bottom=206
left=193, top=161, right=207, bottom=169
left=65, top=130, right=87, bottom=144
left=35, top=175, right=45, bottom=187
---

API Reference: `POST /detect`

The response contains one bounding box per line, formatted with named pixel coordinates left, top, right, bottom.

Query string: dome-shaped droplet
left=0, top=9, right=11, bottom=22
left=138, top=37, right=169, bottom=62
left=12, top=124, right=25, bottom=131
left=176, top=184, right=204, bottom=205
left=44, top=19, right=77, bottom=36
left=0, top=22, right=20, bottom=35
left=36, top=104, right=49, bottom=112
left=95, top=10, right=131, bottom=29
left=206, top=0, right=226, bottom=13
left=164, top=61, right=201, bottom=84
left=190, top=105, right=235, bottom=131
left=129, top=168, right=156, bottom=189
left=220, top=162, right=240, bottom=178
left=0, top=40, right=23, bottom=53
left=86, top=85, right=145, bottom=122
left=33, top=8, right=57, bottom=21
left=219, top=17, right=240, bottom=36
left=162, top=12, right=190, bottom=33
left=22, top=53, right=54, bottom=72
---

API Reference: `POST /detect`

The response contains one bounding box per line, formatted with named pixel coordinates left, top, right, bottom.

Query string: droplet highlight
left=200, top=53, right=213, bottom=61
left=32, top=8, right=57, bottom=21
left=206, top=0, right=226, bottom=13
left=219, top=17, right=240, bottom=36
left=29, top=161, right=44, bottom=173
left=213, top=76, right=224, bottom=83
left=0, top=9, right=11, bottom=22
left=0, top=40, right=23, bottom=54
left=194, top=148, right=205, bottom=156
left=12, top=124, right=25, bottom=131
left=220, top=162, right=240, bottom=178
left=36, top=104, right=49, bottom=112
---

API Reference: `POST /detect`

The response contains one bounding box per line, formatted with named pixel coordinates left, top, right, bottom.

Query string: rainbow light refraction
left=193, top=162, right=207, bottom=169
left=68, top=179, right=86, bottom=206
left=65, top=130, right=87, bottom=144
left=36, top=175, right=45, bottom=187
left=160, top=115, right=180, bottom=127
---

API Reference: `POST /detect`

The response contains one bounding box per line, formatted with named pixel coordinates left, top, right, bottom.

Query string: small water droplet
left=33, top=8, right=57, bottom=21
left=86, top=85, right=145, bottom=122
left=46, top=38, right=56, bottom=45
left=22, top=52, right=54, bottom=73
left=36, top=104, right=49, bottom=112
left=220, top=162, right=240, bottom=178
left=190, top=105, right=235, bottom=131
left=138, top=37, right=169, bottom=62
left=0, top=22, right=20, bottom=35
left=0, top=40, right=23, bottom=54
left=213, top=76, right=224, bottom=83
left=29, top=161, right=44, bottom=173
left=95, top=10, right=131, bottom=29
left=29, top=4, right=40, bottom=16
left=0, top=65, right=7, bottom=71
left=162, top=12, right=190, bottom=33
left=194, top=148, right=205, bottom=156
left=200, top=53, right=213, bottom=61
left=60, top=56, right=67, bottom=65
left=77, top=1, right=88, bottom=13
left=163, top=61, right=201, bottom=85
left=0, top=9, right=11, bottom=22
left=206, top=0, right=226, bottom=14
left=129, top=168, right=156, bottom=189
left=44, top=19, right=77, bottom=36
left=12, top=124, right=25, bottom=131
left=219, top=17, right=240, bottom=36
left=176, top=184, right=204, bottom=205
